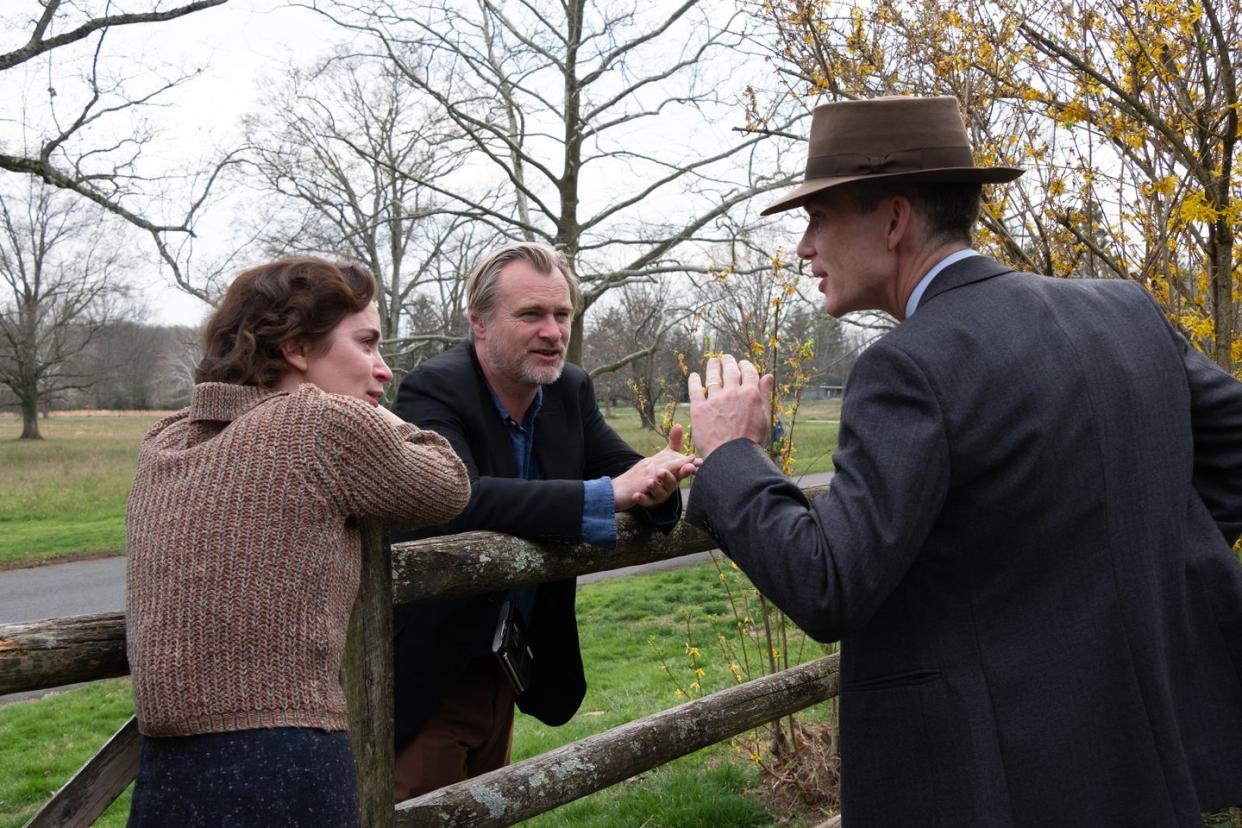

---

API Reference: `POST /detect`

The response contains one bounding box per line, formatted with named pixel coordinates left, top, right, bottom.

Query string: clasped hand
left=613, top=423, right=702, bottom=509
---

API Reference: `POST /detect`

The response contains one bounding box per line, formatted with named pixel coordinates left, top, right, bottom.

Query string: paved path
left=1, top=557, right=126, bottom=625
left=0, top=471, right=832, bottom=704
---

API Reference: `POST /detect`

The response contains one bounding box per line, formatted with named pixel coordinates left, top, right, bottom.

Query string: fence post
left=342, top=521, right=394, bottom=827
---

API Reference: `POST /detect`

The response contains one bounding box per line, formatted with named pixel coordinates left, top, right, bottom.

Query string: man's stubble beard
left=485, top=335, right=565, bottom=387
left=520, top=361, right=565, bottom=386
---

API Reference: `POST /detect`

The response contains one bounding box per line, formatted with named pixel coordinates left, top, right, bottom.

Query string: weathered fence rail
left=24, top=716, right=140, bottom=828
left=397, top=653, right=840, bottom=826
left=3, top=483, right=838, bottom=827
left=0, top=611, right=127, bottom=696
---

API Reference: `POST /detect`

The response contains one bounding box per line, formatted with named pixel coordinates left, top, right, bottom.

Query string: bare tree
left=583, top=280, right=701, bottom=428
left=306, top=0, right=805, bottom=363
left=61, top=321, right=197, bottom=410
left=0, top=178, right=131, bottom=438
left=148, top=326, right=201, bottom=408
left=1, top=0, right=235, bottom=300
left=240, top=53, right=489, bottom=354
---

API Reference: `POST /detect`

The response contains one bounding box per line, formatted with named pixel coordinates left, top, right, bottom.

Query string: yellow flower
left=1176, top=192, right=1219, bottom=225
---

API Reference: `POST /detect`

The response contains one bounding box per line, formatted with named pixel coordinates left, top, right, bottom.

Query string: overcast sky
left=5, top=1, right=801, bottom=328
left=3, top=1, right=344, bottom=327
left=132, top=1, right=344, bottom=326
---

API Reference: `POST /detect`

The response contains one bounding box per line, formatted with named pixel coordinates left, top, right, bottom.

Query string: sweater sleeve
left=310, top=391, right=470, bottom=527
left=391, top=358, right=587, bottom=543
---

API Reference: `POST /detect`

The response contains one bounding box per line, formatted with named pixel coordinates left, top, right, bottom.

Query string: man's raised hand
left=687, top=354, right=774, bottom=460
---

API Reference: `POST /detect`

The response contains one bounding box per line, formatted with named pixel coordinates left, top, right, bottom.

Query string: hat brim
left=760, top=166, right=1025, bottom=216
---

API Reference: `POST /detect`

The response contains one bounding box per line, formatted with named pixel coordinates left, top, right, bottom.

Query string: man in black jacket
left=390, top=241, right=697, bottom=800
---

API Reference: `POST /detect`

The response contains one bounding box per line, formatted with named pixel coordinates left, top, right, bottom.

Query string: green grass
left=1, top=563, right=832, bottom=827
left=0, top=679, right=134, bottom=827
left=0, top=414, right=161, bottom=566
left=0, top=403, right=841, bottom=568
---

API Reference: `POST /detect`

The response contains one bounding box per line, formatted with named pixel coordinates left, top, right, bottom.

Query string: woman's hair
left=195, top=257, right=378, bottom=387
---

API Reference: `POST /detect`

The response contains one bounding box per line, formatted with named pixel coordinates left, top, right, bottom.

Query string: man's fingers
left=721, top=354, right=741, bottom=388
left=704, top=357, right=722, bottom=388
left=667, top=423, right=684, bottom=453
left=688, top=372, right=704, bottom=400
left=739, top=359, right=760, bottom=387
left=760, top=372, right=776, bottom=401
left=634, top=470, right=675, bottom=507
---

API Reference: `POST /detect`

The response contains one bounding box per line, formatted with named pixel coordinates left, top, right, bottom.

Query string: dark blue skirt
left=127, top=727, right=359, bottom=827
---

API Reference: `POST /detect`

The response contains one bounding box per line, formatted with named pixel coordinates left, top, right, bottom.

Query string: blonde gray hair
left=465, top=242, right=581, bottom=339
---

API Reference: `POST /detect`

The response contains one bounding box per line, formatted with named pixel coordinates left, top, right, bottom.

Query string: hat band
left=804, top=145, right=976, bottom=179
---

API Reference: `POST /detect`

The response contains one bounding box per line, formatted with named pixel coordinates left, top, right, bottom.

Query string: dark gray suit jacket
left=687, top=256, right=1242, bottom=826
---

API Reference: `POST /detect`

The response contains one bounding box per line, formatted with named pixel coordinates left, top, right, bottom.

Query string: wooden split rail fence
left=1, top=484, right=840, bottom=827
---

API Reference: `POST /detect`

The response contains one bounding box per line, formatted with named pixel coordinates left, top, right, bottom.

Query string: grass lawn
left=0, top=414, right=163, bottom=567
left=604, top=399, right=841, bottom=482
left=0, top=679, right=135, bottom=827
left=0, top=402, right=841, bottom=568
left=0, top=562, right=835, bottom=827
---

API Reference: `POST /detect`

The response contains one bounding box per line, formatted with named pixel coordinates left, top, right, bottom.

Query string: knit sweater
left=125, top=382, right=469, bottom=737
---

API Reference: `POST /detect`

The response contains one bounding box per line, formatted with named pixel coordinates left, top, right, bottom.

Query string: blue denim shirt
left=488, top=386, right=616, bottom=547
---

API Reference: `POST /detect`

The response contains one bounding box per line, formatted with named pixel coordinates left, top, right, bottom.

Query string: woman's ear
left=280, top=339, right=310, bottom=374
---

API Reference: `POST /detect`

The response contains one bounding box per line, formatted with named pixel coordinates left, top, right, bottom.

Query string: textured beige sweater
left=125, top=382, right=469, bottom=737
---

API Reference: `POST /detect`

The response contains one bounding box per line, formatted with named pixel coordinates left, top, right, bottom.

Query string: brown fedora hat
left=762, top=95, right=1023, bottom=216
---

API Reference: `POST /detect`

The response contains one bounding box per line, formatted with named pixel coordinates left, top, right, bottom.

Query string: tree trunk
left=568, top=313, right=584, bottom=366
left=20, top=393, right=42, bottom=439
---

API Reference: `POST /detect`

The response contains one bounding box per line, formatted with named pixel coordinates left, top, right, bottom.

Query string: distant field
left=0, top=413, right=163, bottom=567
left=0, top=400, right=841, bottom=568
left=606, top=399, right=841, bottom=481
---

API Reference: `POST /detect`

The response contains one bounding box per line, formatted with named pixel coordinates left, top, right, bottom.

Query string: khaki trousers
left=392, top=658, right=516, bottom=803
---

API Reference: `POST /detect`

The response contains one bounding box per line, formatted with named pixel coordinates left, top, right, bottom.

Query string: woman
left=124, top=257, right=469, bottom=826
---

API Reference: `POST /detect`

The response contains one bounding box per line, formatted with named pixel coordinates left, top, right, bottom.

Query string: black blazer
left=688, top=258, right=1242, bottom=826
left=391, top=342, right=679, bottom=748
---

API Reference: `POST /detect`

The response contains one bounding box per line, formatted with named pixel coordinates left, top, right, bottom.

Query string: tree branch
left=0, top=0, right=230, bottom=72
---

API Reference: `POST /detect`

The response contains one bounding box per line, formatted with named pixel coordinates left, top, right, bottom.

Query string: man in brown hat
left=685, top=96, right=1242, bottom=825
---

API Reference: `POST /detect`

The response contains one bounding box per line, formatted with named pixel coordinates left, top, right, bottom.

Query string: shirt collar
left=904, top=249, right=980, bottom=319
left=488, top=384, right=543, bottom=431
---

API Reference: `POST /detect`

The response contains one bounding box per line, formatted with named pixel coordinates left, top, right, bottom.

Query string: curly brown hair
left=196, top=257, right=378, bottom=387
